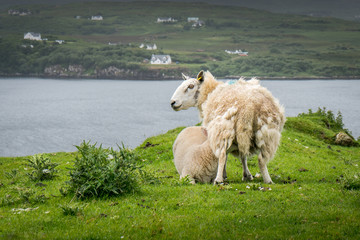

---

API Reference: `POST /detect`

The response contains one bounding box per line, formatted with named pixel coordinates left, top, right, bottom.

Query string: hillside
left=0, top=110, right=359, bottom=239
left=1, top=1, right=360, bottom=79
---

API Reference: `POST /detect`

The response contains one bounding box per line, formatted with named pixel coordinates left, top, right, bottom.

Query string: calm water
left=0, top=78, right=359, bottom=157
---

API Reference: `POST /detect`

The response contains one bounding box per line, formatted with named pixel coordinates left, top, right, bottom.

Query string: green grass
left=1, top=1, right=360, bottom=78
left=0, top=110, right=360, bottom=239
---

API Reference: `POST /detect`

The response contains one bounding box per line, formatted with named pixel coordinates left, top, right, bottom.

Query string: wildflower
left=107, top=154, right=114, bottom=160
left=246, top=186, right=250, bottom=189
left=42, top=169, right=50, bottom=174
left=255, top=173, right=261, bottom=178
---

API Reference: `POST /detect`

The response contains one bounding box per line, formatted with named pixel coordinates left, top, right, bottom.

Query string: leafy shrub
left=59, top=203, right=84, bottom=216
left=26, top=154, right=59, bottom=181
left=66, top=141, right=142, bottom=199
left=341, top=172, right=360, bottom=190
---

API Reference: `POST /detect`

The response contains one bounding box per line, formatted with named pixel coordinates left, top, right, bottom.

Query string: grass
left=0, top=110, right=359, bottom=239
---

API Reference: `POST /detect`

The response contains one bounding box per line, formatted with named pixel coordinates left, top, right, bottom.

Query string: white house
left=55, top=40, right=65, bottom=44
left=187, top=17, right=199, bottom=22
left=146, top=44, right=157, bottom=50
left=151, top=54, right=172, bottom=64
left=157, top=17, right=176, bottom=23
left=91, top=15, right=103, bottom=20
left=225, top=49, right=248, bottom=56
left=24, top=32, right=42, bottom=41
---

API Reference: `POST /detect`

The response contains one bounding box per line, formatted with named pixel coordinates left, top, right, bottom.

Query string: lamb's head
left=170, top=71, right=204, bottom=111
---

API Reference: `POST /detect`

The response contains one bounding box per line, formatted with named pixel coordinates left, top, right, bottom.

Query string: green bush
left=26, top=154, right=59, bottom=182
left=66, top=141, right=142, bottom=199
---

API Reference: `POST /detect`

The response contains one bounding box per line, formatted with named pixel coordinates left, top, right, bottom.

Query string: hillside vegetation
left=0, top=109, right=359, bottom=239
left=0, top=1, right=360, bottom=79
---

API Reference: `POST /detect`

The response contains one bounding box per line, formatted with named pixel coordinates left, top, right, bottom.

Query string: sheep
left=170, top=71, right=286, bottom=184
left=173, top=126, right=218, bottom=184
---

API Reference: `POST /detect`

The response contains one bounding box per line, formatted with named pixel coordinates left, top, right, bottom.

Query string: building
left=150, top=54, right=172, bottom=64
left=24, top=32, right=42, bottom=41
left=146, top=44, right=157, bottom=50
left=55, top=40, right=65, bottom=44
left=187, top=17, right=199, bottom=22
left=157, top=17, right=176, bottom=23
left=91, top=15, right=103, bottom=21
left=225, top=49, right=248, bottom=56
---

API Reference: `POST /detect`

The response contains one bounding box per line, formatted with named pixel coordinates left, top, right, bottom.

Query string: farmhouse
left=225, top=49, right=248, bottom=56
left=55, top=40, right=65, bottom=44
left=24, top=32, right=42, bottom=41
left=151, top=54, right=172, bottom=64
left=187, top=17, right=199, bottom=22
left=91, top=15, right=103, bottom=20
left=157, top=17, right=177, bottom=23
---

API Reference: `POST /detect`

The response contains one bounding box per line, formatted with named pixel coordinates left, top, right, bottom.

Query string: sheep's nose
left=171, top=100, right=176, bottom=107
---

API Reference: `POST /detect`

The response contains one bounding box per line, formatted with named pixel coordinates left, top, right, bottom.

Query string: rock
left=335, top=132, right=356, bottom=146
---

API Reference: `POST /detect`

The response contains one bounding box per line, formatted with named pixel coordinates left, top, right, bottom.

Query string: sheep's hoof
left=242, top=174, right=254, bottom=182
left=213, top=177, right=224, bottom=185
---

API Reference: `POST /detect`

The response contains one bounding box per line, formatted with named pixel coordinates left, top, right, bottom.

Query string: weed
left=26, top=154, right=59, bottom=181
left=59, top=203, right=84, bottom=216
left=66, top=141, right=142, bottom=199
left=341, top=172, right=360, bottom=190
left=5, top=169, right=20, bottom=180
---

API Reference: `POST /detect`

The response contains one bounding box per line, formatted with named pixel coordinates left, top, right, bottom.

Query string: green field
left=0, top=1, right=360, bottom=78
left=0, top=109, right=359, bottom=239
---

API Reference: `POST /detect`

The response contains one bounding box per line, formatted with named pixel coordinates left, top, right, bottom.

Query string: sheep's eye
left=188, top=84, right=194, bottom=89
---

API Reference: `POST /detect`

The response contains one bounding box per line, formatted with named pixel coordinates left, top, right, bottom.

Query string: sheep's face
left=170, top=72, right=203, bottom=111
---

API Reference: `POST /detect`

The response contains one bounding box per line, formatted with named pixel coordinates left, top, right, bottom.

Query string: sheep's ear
left=201, top=127, right=208, bottom=137
left=197, top=70, right=204, bottom=83
left=181, top=73, right=190, bottom=80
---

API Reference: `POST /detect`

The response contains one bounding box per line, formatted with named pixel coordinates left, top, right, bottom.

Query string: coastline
left=1, top=73, right=360, bottom=81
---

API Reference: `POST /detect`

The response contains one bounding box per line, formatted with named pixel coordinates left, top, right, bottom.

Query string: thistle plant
left=26, top=154, right=59, bottom=181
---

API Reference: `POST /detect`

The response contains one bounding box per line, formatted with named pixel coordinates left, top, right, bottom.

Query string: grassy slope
left=0, top=113, right=359, bottom=239
left=1, top=2, right=360, bottom=77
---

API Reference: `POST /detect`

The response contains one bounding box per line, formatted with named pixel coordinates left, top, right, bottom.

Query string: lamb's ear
left=197, top=70, right=204, bottom=83
left=181, top=73, right=190, bottom=80
left=201, top=127, right=208, bottom=137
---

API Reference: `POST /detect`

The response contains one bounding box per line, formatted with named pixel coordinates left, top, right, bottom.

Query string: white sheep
left=173, top=126, right=218, bottom=184
left=170, top=71, right=286, bottom=184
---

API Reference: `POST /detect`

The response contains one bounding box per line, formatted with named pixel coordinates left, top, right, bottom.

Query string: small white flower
left=268, top=188, right=272, bottom=191
left=121, top=236, right=124, bottom=239
left=259, top=187, right=264, bottom=191
left=299, top=187, right=302, bottom=190
left=246, top=186, right=250, bottom=189
left=24, top=168, right=28, bottom=170
left=255, top=173, right=261, bottom=178
left=107, top=154, right=114, bottom=160
left=354, top=164, right=358, bottom=167
left=354, top=175, right=358, bottom=179
left=42, top=169, right=50, bottom=174
left=45, top=211, right=50, bottom=214
left=295, top=139, right=298, bottom=141
left=304, top=146, right=309, bottom=149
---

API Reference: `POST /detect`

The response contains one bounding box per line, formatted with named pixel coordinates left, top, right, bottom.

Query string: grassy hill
left=0, top=109, right=359, bottom=239
left=1, top=1, right=360, bottom=78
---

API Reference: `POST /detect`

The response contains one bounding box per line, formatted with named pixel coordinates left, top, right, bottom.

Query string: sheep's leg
left=214, top=148, right=227, bottom=184
left=241, top=156, right=253, bottom=181
left=223, top=160, right=227, bottom=180
left=258, top=153, right=273, bottom=184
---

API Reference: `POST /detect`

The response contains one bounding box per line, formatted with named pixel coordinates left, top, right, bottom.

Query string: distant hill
left=1, top=1, right=359, bottom=79
left=1, top=0, right=360, bottom=21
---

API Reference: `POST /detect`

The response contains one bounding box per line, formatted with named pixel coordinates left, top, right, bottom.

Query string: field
left=0, top=1, right=360, bottom=78
left=0, top=109, right=359, bottom=239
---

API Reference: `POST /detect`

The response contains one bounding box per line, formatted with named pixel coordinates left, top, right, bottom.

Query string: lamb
left=170, top=71, right=286, bottom=184
left=173, top=126, right=218, bottom=184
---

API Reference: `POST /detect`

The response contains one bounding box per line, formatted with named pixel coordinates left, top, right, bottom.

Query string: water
left=0, top=78, right=359, bottom=157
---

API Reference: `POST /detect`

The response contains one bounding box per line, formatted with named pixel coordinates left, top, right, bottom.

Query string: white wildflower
left=246, top=186, right=250, bottom=189
left=45, top=211, right=50, bottom=214
left=268, top=188, right=272, bottom=191
left=255, top=173, right=261, bottom=178
left=299, top=187, right=302, bottom=190
left=42, top=169, right=50, bottom=174
left=295, top=139, right=298, bottom=141
left=107, top=154, right=114, bottom=160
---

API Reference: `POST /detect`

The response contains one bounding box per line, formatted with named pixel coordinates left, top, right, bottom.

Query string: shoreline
left=1, top=74, right=360, bottom=81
